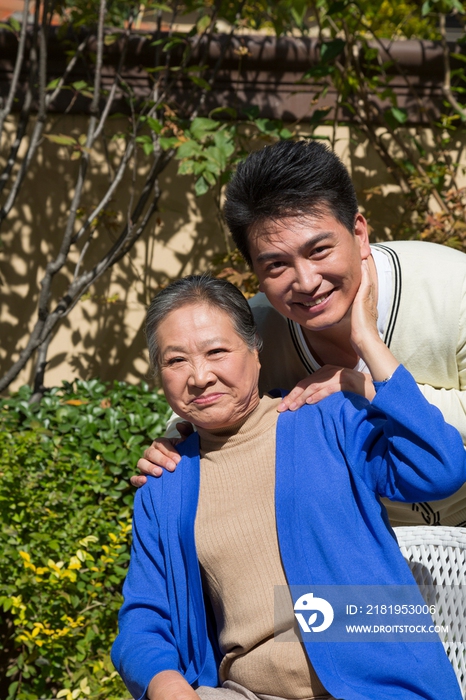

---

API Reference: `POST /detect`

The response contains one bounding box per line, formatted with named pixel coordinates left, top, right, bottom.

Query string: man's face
left=249, top=212, right=371, bottom=332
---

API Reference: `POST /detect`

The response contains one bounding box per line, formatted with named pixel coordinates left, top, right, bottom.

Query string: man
left=137, top=139, right=466, bottom=527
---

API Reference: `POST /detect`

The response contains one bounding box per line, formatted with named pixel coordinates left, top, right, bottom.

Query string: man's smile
left=294, top=290, right=333, bottom=309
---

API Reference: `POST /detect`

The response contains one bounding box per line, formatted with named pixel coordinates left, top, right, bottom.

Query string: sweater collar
left=197, top=394, right=281, bottom=455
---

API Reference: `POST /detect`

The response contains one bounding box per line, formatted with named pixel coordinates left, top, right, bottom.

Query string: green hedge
left=0, top=380, right=171, bottom=700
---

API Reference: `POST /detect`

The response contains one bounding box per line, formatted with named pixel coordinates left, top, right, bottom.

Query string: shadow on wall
left=348, top=130, right=466, bottom=241
left=64, top=179, right=224, bottom=387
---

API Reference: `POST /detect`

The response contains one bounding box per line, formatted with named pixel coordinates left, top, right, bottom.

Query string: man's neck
left=301, top=317, right=358, bottom=368
left=301, top=254, right=379, bottom=369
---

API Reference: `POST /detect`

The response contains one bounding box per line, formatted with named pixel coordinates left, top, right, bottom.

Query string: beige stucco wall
left=1, top=116, right=465, bottom=393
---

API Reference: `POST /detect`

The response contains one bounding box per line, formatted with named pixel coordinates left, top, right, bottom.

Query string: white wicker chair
left=394, top=526, right=466, bottom=696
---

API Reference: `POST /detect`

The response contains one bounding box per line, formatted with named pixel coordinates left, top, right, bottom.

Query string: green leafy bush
left=0, top=380, right=171, bottom=700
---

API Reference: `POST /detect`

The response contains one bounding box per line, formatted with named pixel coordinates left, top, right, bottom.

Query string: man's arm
left=131, top=422, right=192, bottom=487
left=416, top=382, right=466, bottom=446
left=275, top=366, right=466, bottom=434
left=343, top=260, right=466, bottom=495
left=383, top=241, right=466, bottom=446
left=133, top=367, right=373, bottom=483
left=392, top=277, right=466, bottom=445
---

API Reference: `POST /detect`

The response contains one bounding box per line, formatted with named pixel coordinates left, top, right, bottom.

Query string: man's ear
left=354, top=214, right=371, bottom=259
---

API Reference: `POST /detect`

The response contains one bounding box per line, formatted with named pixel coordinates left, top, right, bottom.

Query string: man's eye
left=312, top=246, right=329, bottom=256
left=267, top=261, right=286, bottom=272
left=209, top=348, right=227, bottom=356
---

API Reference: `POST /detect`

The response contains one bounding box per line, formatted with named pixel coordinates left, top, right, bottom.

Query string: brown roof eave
left=0, top=28, right=463, bottom=124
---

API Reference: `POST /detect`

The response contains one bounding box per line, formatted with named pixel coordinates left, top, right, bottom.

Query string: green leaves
left=422, top=0, right=464, bottom=15
left=384, top=106, right=409, bottom=130
left=146, top=116, right=163, bottom=134
left=300, top=39, right=346, bottom=83
left=320, top=39, right=346, bottom=64
left=196, top=13, right=211, bottom=34
left=0, top=379, right=171, bottom=700
left=168, top=105, right=295, bottom=197
left=326, top=1, right=349, bottom=15
left=195, top=177, right=210, bottom=195
left=0, top=18, right=22, bottom=35
left=189, top=117, right=219, bottom=141
left=136, top=134, right=155, bottom=155
left=43, top=134, right=78, bottom=146
left=174, top=117, right=237, bottom=196
left=308, top=108, right=332, bottom=126
left=43, top=133, right=91, bottom=160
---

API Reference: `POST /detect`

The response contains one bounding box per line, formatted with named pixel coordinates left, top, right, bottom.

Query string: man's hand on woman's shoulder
left=131, top=422, right=193, bottom=487
left=277, top=365, right=375, bottom=413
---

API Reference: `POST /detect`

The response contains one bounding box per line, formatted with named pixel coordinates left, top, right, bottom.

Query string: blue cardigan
left=112, top=367, right=466, bottom=700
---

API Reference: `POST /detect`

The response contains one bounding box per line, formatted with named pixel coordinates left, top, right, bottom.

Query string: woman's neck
left=196, top=394, right=279, bottom=453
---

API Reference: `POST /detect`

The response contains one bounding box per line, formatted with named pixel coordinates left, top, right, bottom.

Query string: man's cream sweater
left=250, top=240, right=466, bottom=527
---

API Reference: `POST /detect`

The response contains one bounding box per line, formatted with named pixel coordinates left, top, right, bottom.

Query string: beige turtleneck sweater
left=195, top=395, right=330, bottom=700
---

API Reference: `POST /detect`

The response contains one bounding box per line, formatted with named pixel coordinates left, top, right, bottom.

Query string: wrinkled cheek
left=171, top=398, right=188, bottom=419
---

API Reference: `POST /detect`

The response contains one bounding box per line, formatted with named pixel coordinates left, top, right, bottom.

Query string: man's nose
left=293, top=261, right=321, bottom=293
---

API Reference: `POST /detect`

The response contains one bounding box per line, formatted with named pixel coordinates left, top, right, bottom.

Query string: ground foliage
left=0, top=379, right=171, bottom=700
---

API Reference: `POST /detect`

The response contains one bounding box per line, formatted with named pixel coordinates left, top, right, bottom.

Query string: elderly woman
left=111, top=269, right=465, bottom=700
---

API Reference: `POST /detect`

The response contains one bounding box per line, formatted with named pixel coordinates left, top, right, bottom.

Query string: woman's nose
left=188, top=362, right=215, bottom=388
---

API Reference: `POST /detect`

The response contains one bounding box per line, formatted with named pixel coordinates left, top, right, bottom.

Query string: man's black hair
left=223, top=139, right=359, bottom=266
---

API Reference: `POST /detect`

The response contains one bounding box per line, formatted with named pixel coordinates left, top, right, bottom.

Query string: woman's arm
left=314, top=260, right=466, bottom=501
left=334, top=365, right=466, bottom=502
left=111, top=485, right=182, bottom=700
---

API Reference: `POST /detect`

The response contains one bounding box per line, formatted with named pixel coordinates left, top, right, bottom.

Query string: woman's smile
left=191, top=392, right=225, bottom=405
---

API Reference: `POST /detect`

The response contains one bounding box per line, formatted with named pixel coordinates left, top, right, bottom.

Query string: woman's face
left=157, top=302, right=261, bottom=430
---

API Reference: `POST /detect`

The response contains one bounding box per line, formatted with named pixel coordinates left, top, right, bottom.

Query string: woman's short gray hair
left=146, top=274, right=263, bottom=375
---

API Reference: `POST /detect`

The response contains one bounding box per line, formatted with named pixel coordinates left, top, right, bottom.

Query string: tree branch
left=439, top=13, right=466, bottom=122
left=0, top=0, right=41, bottom=202
left=0, top=145, right=169, bottom=394
left=71, top=140, right=135, bottom=247
left=0, top=0, right=31, bottom=139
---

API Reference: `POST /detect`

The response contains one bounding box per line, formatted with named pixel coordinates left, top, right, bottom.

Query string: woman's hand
left=130, top=422, right=193, bottom=487
left=147, top=671, right=199, bottom=700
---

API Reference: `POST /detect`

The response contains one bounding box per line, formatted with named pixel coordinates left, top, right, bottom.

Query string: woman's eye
left=167, top=357, right=185, bottom=365
left=209, top=348, right=227, bottom=356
